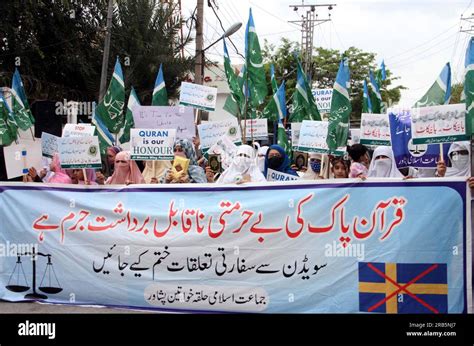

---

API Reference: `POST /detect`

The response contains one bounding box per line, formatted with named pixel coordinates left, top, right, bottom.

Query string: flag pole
left=29, top=127, right=35, bottom=141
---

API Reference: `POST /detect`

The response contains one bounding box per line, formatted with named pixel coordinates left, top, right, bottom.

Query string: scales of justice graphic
left=6, top=246, right=62, bottom=299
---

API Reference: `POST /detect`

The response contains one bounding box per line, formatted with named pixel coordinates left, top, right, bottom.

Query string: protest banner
left=179, top=82, right=218, bottom=111
left=297, top=120, right=346, bottom=155
left=0, top=179, right=470, bottom=313
left=62, top=123, right=95, bottom=137
left=266, top=168, right=300, bottom=181
left=58, top=136, right=102, bottom=169
left=291, top=123, right=302, bottom=150
left=197, top=119, right=242, bottom=152
left=411, top=104, right=469, bottom=144
left=132, top=106, right=196, bottom=141
left=130, top=129, right=176, bottom=160
left=3, top=139, right=43, bottom=179
left=241, top=119, right=268, bottom=141
left=311, top=88, right=333, bottom=113
left=360, top=113, right=391, bottom=146
left=41, top=132, right=60, bottom=158
left=388, top=108, right=450, bottom=169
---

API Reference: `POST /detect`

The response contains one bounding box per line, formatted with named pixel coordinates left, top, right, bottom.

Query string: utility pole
left=99, top=0, right=114, bottom=102
left=194, top=0, right=204, bottom=123
left=460, top=13, right=474, bottom=178
left=289, top=2, right=336, bottom=82
left=194, top=0, right=204, bottom=85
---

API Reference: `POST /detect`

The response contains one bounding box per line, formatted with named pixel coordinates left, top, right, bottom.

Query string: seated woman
left=367, top=146, right=403, bottom=178
left=72, top=169, right=98, bottom=185
left=216, top=145, right=266, bottom=184
left=436, top=141, right=470, bottom=177
left=263, top=144, right=297, bottom=178
left=302, top=153, right=324, bottom=180
left=106, top=151, right=145, bottom=185
left=142, top=160, right=172, bottom=184
left=44, top=153, right=73, bottom=184
left=160, top=139, right=207, bottom=184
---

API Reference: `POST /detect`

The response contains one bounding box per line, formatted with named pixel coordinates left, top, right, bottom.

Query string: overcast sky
left=181, top=0, right=473, bottom=106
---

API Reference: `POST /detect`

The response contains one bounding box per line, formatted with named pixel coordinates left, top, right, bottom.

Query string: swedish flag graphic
left=359, top=262, right=448, bottom=314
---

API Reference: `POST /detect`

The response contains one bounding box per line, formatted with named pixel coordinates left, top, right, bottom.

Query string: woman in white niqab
left=368, top=146, right=404, bottom=178
left=216, top=145, right=266, bottom=184
left=444, top=141, right=471, bottom=177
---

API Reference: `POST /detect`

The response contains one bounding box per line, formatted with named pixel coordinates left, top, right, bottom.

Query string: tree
left=450, top=82, right=464, bottom=104
left=0, top=0, right=194, bottom=104
left=262, top=40, right=406, bottom=121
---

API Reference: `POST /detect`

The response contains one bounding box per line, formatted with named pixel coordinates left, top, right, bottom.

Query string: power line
left=208, top=1, right=245, bottom=59
left=389, top=31, right=459, bottom=66
left=385, top=23, right=459, bottom=61
left=391, top=41, right=458, bottom=69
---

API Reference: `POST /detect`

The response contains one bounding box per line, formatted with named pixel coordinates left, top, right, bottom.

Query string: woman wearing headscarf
left=263, top=144, right=297, bottom=178
left=256, top=146, right=269, bottom=173
left=106, top=151, right=145, bottom=185
left=45, top=153, right=73, bottom=184
left=142, top=161, right=172, bottom=184
left=72, top=169, right=98, bottom=185
left=216, top=145, right=266, bottom=184
left=367, top=146, right=404, bottom=178
left=302, top=153, right=325, bottom=180
left=160, top=139, right=207, bottom=184
left=436, top=141, right=470, bottom=177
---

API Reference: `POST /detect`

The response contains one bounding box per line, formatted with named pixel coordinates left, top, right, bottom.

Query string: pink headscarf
left=106, top=151, right=145, bottom=185
left=46, top=154, right=73, bottom=184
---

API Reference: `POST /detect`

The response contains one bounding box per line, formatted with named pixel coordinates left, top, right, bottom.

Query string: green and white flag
left=0, top=93, right=18, bottom=146
left=96, top=57, right=125, bottom=134
left=11, top=68, right=34, bottom=130
left=290, top=59, right=321, bottom=122
left=362, top=79, right=372, bottom=113
left=223, top=39, right=244, bottom=117
left=270, top=64, right=278, bottom=94
left=245, top=8, right=268, bottom=107
left=464, top=38, right=474, bottom=135
left=327, top=58, right=351, bottom=151
left=119, top=87, right=139, bottom=144
left=414, top=62, right=451, bottom=108
left=277, top=118, right=291, bottom=159
left=152, top=64, right=168, bottom=106
left=368, top=70, right=382, bottom=114
left=263, top=80, right=286, bottom=121
left=91, top=102, right=115, bottom=157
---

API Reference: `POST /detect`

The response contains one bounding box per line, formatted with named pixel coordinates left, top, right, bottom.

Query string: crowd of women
left=22, top=137, right=474, bottom=188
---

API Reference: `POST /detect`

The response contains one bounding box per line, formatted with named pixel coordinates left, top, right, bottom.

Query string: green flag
left=0, top=94, right=17, bottom=146
left=414, top=62, right=451, bottom=108
left=368, top=70, right=382, bottom=114
left=223, top=40, right=244, bottom=117
left=96, top=57, right=125, bottom=134
left=119, top=87, right=139, bottom=144
left=91, top=102, right=115, bottom=157
left=270, top=64, right=278, bottom=94
left=245, top=9, right=268, bottom=107
left=465, top=38, right=474, bottom=135
left=327, top=58, right=351, bottom=151
left=277, top=119, right=291, bottom=159
left=263, top=80, right=286, bottom=121
left=290, top=59, right=321, bottom=122
left=152, top=64, right=168, bottom=106
left=362, top=79, right=372, bottom=113
left=11, top=69, right=34, bottom=131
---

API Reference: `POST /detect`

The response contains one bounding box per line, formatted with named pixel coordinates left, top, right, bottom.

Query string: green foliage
left=0, top=0, right=193, bottom=103
left=262, top=39, right=406, bottom=120
left=450, top=82, right=464, bottom=104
